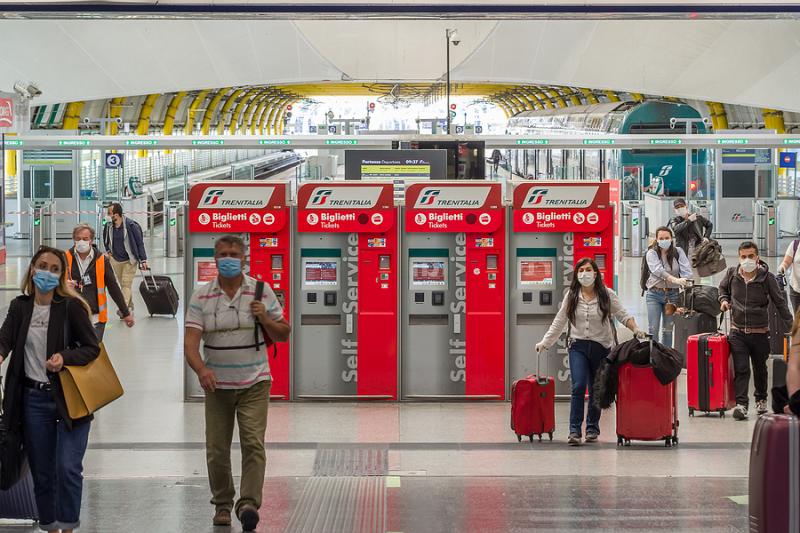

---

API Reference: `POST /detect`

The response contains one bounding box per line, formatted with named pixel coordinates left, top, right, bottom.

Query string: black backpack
left=639, top=254, right=651, bottom=296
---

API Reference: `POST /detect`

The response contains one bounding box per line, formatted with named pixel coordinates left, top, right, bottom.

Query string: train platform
left=0, top=237, right=769, bottom=533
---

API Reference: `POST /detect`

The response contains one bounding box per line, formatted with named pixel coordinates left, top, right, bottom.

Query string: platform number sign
left=455, top=125, right=465, bottom=134
left=475, top=125, right=483, bottom=134
left=104, top=153, right=124, bottom=169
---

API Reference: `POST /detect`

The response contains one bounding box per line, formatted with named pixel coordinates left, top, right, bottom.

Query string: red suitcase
left=511, top=352, right=555, bottom=442
left=616, top=362, right=678, bottom=447
left=748, top=414, right=800, bottom=533
left=686, top=332, right=735, bottom=417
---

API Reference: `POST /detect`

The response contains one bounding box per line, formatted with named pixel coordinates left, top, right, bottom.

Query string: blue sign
left=104, top=153, right=124, bottom=169
left=780, top=152, right=797, bottom=168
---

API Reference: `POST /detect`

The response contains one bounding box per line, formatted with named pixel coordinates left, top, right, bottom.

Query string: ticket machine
left=509, top=181, right=614, bottom=398
left=184, top=181, right=291, bottom=401
left=402, top=182, right=506, bottom=400
left=294, top=182, right=398, bottom=400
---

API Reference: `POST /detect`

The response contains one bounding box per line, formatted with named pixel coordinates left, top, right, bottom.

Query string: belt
left=650, top=287, right=676, bottom=292
left=23, top=377, right=52, bottom=391
left=731, top=326, right=770, bottom=334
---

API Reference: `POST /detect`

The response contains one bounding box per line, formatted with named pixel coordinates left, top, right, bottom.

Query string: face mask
left=32, top=269, right=59, bottom=294
left=676, top=207, right=688, bottom=217
left=740, top=258, right=758, bottom=273
left=217, top=257, right=243, bottom=278
left=75, top=240, right=91, bottom=253
left=657, top=239, right=672, bottom=250
left=577, top=271, right=596, bottom=287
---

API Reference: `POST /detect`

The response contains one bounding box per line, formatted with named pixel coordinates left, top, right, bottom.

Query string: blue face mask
left=657, top=239, right=672, bottom=250
left=217, top=257, right=243, bottom=278
left=32, top=269, right=59, bottom=293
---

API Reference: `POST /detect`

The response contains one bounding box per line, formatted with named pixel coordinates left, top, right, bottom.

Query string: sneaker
left=567, top=433, right=582, bottom=446
left=732, top=404, right=749, bottom=421
left=238, top=505, right=259, bottom=532
left=756, top=399, right=768, bottom=415
left=212, top=509, right=231, bottom=526
left=585, top=432, right=599, bottom=443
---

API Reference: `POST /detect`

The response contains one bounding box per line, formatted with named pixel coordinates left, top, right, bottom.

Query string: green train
left=505, top=100, right=709, bottom=196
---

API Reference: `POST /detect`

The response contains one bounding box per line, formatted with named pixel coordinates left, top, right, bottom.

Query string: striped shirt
left=186, top=275, right=284, bottom=389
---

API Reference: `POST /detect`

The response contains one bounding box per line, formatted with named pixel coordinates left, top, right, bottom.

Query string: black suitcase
left=0, top=470, right=38, bottom=520
left=139, top=271, right=179, bottom=317
left=673, top=311, right=717, bottom=367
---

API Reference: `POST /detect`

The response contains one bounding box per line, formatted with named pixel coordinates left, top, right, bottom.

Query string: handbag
left=59, top=342, right=123, bottom=419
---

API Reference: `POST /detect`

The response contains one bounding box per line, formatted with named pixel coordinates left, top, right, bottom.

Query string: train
left=505, top=100, right=709, bottom=196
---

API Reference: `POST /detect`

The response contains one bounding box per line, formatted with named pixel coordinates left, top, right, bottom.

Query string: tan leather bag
left=59, top=342, right=124, bottom=419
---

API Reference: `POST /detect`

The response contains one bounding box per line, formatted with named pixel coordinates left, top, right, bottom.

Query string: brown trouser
left=108, top=256, right=138, bottom=311
left=204, top=380, right=271, bottom=514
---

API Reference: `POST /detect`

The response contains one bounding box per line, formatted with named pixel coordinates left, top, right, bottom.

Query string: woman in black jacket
left=0, top=246, right=99, bottom=533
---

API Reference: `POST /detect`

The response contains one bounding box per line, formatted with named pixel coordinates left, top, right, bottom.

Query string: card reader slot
left=301, top=315, right=342, bottom=326
left=409, top=314, right=448, bottom=326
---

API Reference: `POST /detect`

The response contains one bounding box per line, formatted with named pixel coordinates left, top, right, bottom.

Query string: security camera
left=12, top=81, right=42, bottom=99
left=702, top=118, right=710, bottom=126
left=449, top=30, right=460, bottom=46
left=669, top=118, right=677, bottom=129
left=83, top=117, right=91, bottom=125
left=115, top=117, right=123, bottom=126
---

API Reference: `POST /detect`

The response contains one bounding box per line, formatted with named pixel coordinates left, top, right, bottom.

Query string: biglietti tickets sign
left=512, top=182, right=611, bottom=232
left=405, top=182, right=503, bottom=232
left=296, top=182, right=396, bottom=233
left=188, top=181, right=288, bottom=232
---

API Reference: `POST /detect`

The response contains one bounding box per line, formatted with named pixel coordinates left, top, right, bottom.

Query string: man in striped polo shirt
left=184, top=235, right=291, bottom=532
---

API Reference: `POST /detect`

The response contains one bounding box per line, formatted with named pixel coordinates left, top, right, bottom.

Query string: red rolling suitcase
left=748, top=414, right=800, bottom=533
left=686, top=331, right=735, bottom=417
left=511, top=351, right=555, bottom=442
left=616, top=361, right=678, bottom=447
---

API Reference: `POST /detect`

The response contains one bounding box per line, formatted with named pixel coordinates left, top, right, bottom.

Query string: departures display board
left=344, top=149, right=447, bottom=180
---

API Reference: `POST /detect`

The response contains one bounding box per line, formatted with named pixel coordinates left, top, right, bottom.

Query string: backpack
left=639, top=253, right=651, bottom=296
left=254, top=281, right=278, bottom=359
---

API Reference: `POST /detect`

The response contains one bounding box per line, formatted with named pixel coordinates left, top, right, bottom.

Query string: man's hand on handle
left=720, top=301, right=731, bottom=312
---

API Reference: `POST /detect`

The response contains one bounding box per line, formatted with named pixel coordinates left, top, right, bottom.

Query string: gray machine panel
left=508, top=232, right=572, bottom=397
left=293, top=233, right=359, bottom=398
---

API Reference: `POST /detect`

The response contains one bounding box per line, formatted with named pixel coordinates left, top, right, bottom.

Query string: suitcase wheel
left=624, top=439, right=631, bottom=447
left=688, top=408, right=695, bottom=417
left=529, top=435, right=535, bottom=443
left=548, top=432, right=553, bottom=441
left=617, top=437, right=623, bottom=446
left=672, top=436, right=679, bottom=445
left=516, top=434, right=522, bottom=443
left=718, top=410, right=726, bottom=418
left=665, top=438, right=672, bottom=448
left=537, top=434, right=542, bottom=442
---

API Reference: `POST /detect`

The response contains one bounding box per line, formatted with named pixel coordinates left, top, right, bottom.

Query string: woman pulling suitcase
left=535, top=257, right=645, bottom=446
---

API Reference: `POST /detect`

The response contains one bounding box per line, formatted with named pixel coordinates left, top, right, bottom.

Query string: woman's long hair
left=566, top=257, right=611, bottom=325
left=23, top=246, right=91, bottom=316
left=649, top=225, right=678, bottom=270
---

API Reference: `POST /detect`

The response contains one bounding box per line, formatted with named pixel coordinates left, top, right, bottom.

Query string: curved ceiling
left=1, top=18, right=799, bottom=111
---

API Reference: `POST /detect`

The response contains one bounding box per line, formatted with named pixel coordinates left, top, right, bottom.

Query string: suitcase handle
left=536, top=347, right=549, bottom=384
left=142, top=269, right=158, bottom=291
left=717, top=311, right=730, bottom=335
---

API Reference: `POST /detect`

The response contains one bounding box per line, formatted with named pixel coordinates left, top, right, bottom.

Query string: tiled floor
left=0, top=234, right=785, bottom=532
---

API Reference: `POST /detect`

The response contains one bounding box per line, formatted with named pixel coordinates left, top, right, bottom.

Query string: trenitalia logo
left=413, top=187, right=490, bottom=209
left=198, top=186, right=274, bottom=209
left=419, top=189, right=440, bottom=206
left=305, top=187, right=383, bottom=209
left=311, top=189, right=332, bottom=206
left=521, top=185, right=598, bottom=209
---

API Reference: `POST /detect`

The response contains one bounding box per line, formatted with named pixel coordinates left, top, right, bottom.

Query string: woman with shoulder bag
left=0, top=246, right=99, bottom=533
left=645, top=226, right=693, bottom=347
left=535, top=257, right=645, bottom=446
left=778, top=239, right=800, bottom=313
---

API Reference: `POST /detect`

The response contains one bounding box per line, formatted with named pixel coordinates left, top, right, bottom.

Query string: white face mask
left=577, top=271, right=596, bottom=287
left=740, top=258, right=758, bottom=273
left=657, top=239, right=672, bottom=250
left=675, top=207, right=688, bottom=217
left=74, top=240, right=91, bottom=253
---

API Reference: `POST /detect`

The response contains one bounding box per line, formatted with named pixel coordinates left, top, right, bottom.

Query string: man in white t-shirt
left=184, top=235, right=290, bottom=532
left=779, top=238, right=800, bottom=313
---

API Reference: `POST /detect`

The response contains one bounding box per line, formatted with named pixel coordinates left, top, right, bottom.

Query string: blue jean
left=646, top=288, right=679, bottom=347
left=568, top=339, right=609, bottom=437
left=23, top=388, right=90, bottom=532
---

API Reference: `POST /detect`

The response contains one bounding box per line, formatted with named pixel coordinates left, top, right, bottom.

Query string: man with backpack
left=102, top=202, right=148, bottom=314
left=183, top=235, right=290, bottom=532
left=719, top=241, right=794, bottom=420
left=668, top=198, right=713, bottom=262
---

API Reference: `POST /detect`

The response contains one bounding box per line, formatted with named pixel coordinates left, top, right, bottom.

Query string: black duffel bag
left=680, top=284, right=721, bottom=318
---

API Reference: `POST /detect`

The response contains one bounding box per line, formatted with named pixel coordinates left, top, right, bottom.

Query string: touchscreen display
left=412, top=261, right=446, bottom=286
left=305, top=261, right=338, bottom=286
left=520, top=260, right=554, bottom=285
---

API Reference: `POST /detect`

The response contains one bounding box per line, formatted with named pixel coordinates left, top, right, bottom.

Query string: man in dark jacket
left=69, top=223, right=134, bottom=340
left=719, top=241, right=794, bottom=420
left=668, top=198, right=713, bottom=258
left=102, top=202, right=148, bottom=314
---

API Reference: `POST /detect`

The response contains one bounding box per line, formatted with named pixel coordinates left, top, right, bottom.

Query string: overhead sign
left=344, top=149, right=447, bottom=180
left=0, top=98, right=13, bottom=128
left=512, top=182, right=611, bottom=232
left=780, top=152, right=797, bottom=168
left=296, top=182, right=395, bottom=233
left=188, top=181, right=288, bottom=233
left=405, top=182, right=503, bottom=233
left=104, top=153, right=124, bottom=169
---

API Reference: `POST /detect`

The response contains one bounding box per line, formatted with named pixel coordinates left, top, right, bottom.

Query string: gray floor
left=0, top=235, right=784, bottom=532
